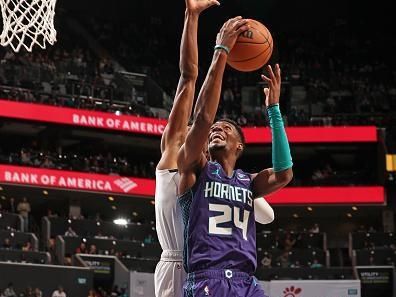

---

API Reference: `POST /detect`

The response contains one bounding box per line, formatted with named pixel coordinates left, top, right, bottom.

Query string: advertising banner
left=0, top=99, right=378, bottom=143
left=356, top=266, right=395, bottom=297
left=269, top=280, right=361, bottom=297
left=129, top=272, right=155, bottom=297
left=0, top=165, right=155, bottom=196
left=0, top=165, right=385, bottom=204
left=0, top=99, right=167, bottom=136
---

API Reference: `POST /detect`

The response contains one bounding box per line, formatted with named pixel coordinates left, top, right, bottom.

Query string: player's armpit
left=251, top=167, right=293, bottom=198
left=177, top=146, right=206, bottom=194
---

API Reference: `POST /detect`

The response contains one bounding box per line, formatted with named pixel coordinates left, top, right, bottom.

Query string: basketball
left=227, top=19, right=273, bottom=72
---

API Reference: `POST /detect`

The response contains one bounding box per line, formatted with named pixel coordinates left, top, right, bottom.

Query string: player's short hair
left=217, top=118, right=246, bottom=148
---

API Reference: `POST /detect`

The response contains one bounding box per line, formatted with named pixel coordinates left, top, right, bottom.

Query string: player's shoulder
left=156, top=168, right=179, bottom=183
left=235, top=169, right=254, bottom=181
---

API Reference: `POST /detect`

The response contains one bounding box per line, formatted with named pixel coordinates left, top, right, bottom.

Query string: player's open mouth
left=210, top=134, right=225, bottom=142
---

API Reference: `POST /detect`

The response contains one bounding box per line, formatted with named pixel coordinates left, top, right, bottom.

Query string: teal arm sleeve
left=267, top=104, right=293, bottom=172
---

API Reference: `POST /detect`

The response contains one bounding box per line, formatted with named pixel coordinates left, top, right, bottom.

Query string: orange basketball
left=227, top=19, right=273, bottom=72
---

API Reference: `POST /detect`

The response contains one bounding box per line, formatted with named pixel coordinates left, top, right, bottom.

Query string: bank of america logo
left=114, top=178, right=137, bottom=193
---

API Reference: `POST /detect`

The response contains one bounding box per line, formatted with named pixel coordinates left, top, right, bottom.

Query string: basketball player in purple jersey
left=154, top=1, right=219, bottom=297
left=177, top=18, right=293, bottom=297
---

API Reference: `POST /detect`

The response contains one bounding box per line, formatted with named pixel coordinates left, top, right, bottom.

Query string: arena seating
left=44, top=217, right=157, bottom=241
left=0, top=230, right=38, bottom=250
left=0, top=249, right=50, bottom=264
left=350, top=232, right=396, bottom=266
left=0, top=212, right=22, bottom=231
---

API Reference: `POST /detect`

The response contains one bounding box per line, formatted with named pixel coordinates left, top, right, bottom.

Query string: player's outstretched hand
left=261, top=64, right=281, bottom=107
left=186, top=0, right=220, bottom=14
left=216, top=17, right=249, bottom=52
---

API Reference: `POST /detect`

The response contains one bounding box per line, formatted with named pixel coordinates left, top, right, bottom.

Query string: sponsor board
left=269, top=280, right=361, bottom=297
left=0, top=165, right=385, bottom=203
left=0, top=99, right=378, bottom=143
left=0, top=165, right=154, bottom=196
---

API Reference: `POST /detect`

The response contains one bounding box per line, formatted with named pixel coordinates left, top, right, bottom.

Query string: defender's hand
left=186, top=0, right=220, bottom=14
left=216, top=17, right=249, bottom=51
left=261, top=64, right=281, bottom=107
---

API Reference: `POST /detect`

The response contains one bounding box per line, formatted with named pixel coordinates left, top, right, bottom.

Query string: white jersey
left=155, top=169, right=184, bottom=251
left=154, top=169, right=186, bottom=297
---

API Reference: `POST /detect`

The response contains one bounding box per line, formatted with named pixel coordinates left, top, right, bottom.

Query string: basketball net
left=0, top=0, right=57, bottom=52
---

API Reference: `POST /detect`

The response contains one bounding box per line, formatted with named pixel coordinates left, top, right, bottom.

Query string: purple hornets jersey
left=179, top=161, right=257, bottom=274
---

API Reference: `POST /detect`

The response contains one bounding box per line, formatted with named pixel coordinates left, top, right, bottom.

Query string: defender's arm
left=158, top=0, right=219, bottom=170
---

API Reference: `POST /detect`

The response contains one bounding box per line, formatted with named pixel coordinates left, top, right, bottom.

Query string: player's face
left=208, top=121, right=241, bottom=155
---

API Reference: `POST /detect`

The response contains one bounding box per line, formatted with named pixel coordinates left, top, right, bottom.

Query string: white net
left=0, top=0, right=57, bottom=52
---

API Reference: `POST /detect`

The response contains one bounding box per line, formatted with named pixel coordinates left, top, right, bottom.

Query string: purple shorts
left=183, top=270, right=268, bottom=297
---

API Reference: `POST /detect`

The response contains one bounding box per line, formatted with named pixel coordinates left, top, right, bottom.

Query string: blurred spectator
left=292, top=260, right=301, bottom=268
left=3, top=197, right=16, bottom=214
left=75, top=242, right=87, bottom=254
left=2, top=238, right=12, bottom=249
left=22, top=241, right=32, bottom=251
left=47, top=238, right=57, bottom=264
left=51, top=286, right=66, bottom=297
left=3, top=283, right=16, bottom=297
left=64, top=227, right=78, bottom=237
left=87, top=290, right=98, bottom=297
left=17, top=197, right=31, bottom=231
left=276, top=251, right=290, bottom=268
left=34, top=288, right=42, bottom=297
left=369, top=255, right=375, bottom=266
left=144, top=233, right=155, bottom=244
left=94, top=232, right=108, bottom=239
left=25, top=287, right=34, bottom=297
left=310, top=258, right=323, bottom=268
left=1, top=147, right=156, bottom=179
left=310, top=224, right=320, bottom=233
left=47, top=209, right=59, bottom=218
left=283, top=233, right=296, bottom=252
left=260, top=254, right=272, bottom=268
left=88, top=244, right=97, bottom=255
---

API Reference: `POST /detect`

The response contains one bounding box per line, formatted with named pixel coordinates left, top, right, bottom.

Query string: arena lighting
left=43, top=190, right=48, bottom=195
left=293, top=213, right=299, bottom=218
left=132, top=212, right=138, bottom=217
left=108, top=196, right=114, bottom=201
left=347, top=213, right=353, bottom=218
left=1, top=196, right=6, bottom=200
left=111, top=205, right=117, bottom=210
left=352, top=206, right=358, bottom=211
left=150, top=200, right=155, bottom=205
left=113, top=218, right=127, bottom=226
left=96, top=221, right=101, bottom=226
left=307, top=207, right=313, bottom=212
left=67, top=219, right=71, bottom=224
left=0, top=186, right=3, bottom=191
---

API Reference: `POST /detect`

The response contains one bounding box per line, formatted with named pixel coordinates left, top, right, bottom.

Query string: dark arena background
left=0, top=0, right=395, bottom=296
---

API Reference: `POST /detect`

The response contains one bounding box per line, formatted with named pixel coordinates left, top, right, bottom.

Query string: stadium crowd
left=0, top=11, right=395, bottom=128
left=0, top=147, right=156, bottom=178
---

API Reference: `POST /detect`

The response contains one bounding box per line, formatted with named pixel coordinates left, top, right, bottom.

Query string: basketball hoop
left=0, top=0, right=57, bottom=52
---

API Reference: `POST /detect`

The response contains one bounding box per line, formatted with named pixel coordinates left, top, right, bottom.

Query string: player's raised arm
left=157, top=0, right=219, bottom=170
left=177, top=18, right=249, bottom=179
left=251, top=64, right=293, bottom=197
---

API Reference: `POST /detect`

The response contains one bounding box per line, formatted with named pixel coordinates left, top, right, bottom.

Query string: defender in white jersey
left=154, top=1, right=220, bottom=296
